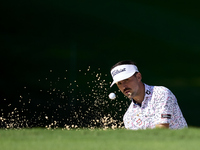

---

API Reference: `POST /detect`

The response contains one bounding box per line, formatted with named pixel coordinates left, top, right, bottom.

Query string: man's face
left=116, top=73, right=141, bottom=99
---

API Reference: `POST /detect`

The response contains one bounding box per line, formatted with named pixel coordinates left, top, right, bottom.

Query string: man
left=110, top=60, right=188, bottom=130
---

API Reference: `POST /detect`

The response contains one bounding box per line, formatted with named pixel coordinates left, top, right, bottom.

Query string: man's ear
left=136, top=72, right=142, bottom=81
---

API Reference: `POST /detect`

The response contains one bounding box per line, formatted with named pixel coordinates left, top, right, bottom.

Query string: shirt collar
left=144, top=83, right=152, bottom=98
left=142, top=83, right=152, bottom=105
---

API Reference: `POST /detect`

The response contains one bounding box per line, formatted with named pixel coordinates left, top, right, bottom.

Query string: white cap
left=110, top=64, right=139, bottom=87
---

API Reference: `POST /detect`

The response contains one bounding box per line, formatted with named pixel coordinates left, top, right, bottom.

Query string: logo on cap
left=111, top=68, right=126, bottom=77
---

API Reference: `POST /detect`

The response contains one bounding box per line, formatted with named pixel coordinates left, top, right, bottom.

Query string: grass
left=0, top=127, right=200, bottom=150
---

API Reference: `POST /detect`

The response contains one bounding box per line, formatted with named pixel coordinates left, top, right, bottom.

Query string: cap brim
left=110, top=81, right=115, bottom=87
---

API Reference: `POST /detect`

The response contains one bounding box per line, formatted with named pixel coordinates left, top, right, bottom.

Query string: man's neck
left=133, top=83, right=145, bottom=104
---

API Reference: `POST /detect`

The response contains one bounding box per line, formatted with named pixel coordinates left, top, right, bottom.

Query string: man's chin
left=126, top=93, right=132, bottom=99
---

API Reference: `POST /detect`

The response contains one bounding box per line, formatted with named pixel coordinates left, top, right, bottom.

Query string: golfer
left=110, top=60, right=188, bottom=130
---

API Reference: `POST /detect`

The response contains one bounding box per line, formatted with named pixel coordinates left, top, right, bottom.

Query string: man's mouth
left=124, top=88, right=131, bottom=95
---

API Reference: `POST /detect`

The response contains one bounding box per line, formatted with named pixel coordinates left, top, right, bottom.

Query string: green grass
left=0, top=127, right=200, bottom=150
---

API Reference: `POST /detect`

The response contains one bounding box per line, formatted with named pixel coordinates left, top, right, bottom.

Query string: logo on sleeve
left=161, top=114, right=171, bottom=119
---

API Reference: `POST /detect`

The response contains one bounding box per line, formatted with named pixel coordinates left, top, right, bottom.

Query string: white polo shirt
left=123, top=84, right=188, bottom=130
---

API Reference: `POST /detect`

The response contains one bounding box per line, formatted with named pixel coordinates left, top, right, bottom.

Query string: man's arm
left=155, top=123, right=169, bottom=129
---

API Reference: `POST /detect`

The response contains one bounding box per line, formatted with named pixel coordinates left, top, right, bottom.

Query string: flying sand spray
left=0, top=66, right=126, bottom=129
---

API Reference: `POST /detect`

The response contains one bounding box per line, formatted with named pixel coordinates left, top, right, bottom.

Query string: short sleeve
left=154, top=87, right=175, bottom=125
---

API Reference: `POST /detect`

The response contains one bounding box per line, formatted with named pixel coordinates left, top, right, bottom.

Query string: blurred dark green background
left=1, top=0, right=200, bottom=128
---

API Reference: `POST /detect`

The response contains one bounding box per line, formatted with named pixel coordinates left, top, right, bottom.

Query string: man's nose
left=121, top=81, right=127, bottom=89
